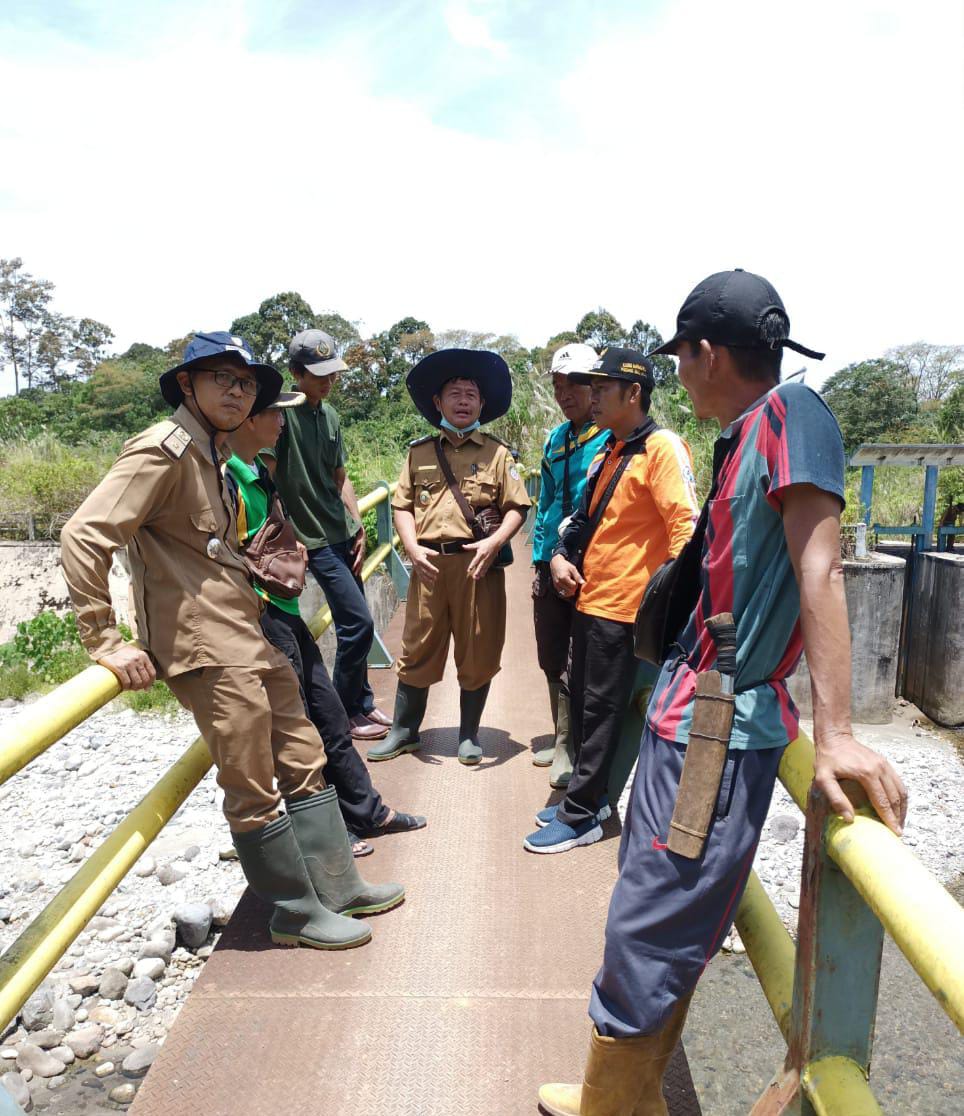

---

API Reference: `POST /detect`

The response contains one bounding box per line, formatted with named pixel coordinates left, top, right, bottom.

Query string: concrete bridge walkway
left=130, top=542, right=700, bottom=1116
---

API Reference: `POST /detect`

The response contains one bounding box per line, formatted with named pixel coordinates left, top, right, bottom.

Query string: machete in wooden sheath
left=666, top=612, right=737, bottom=859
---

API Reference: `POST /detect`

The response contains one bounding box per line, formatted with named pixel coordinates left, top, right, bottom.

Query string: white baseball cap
left=550, top=342, right=598, bottom=376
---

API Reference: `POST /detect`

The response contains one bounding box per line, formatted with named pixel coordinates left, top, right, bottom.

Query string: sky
left=1, top=0, right=962, bottom=395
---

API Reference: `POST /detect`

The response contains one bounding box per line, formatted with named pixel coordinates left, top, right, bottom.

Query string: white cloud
left=443, top=3, right=509, bottom=58
left=0, top=0, right=960, bottom=398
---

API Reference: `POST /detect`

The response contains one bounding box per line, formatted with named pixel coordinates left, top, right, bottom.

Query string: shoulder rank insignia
left=160, top=424, right=192, bottom=461
left=483, top=431, right=509, bottom=448
left=409, top=434, right=435, bottom=447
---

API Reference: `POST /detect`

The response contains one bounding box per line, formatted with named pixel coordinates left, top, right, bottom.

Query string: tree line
left=1, top=255, right=961, bottom=475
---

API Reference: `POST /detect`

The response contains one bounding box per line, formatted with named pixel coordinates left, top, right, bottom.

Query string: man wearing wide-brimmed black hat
left=366, top=348, right=531, bottom=766
left=62, top=331, right=403, bottom=952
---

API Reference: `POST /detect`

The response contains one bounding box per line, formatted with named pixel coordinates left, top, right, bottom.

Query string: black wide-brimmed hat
left=406, top=349, right=512, bottom=427
left=159, top=331, right=283, bottom=415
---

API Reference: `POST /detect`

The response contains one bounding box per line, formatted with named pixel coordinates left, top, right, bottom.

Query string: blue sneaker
left=534, top=798, right=612, bottom=828
left=523, top=816, right=603, bottom=854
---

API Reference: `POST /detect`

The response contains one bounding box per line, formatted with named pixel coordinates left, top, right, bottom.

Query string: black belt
left=423, top=539, right=474, bottom=554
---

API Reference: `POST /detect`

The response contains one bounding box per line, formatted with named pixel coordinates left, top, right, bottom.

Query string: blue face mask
left=439, top=417, right=481, bottom=436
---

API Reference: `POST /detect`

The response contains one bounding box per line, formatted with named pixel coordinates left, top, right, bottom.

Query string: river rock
left=64, top=1023, right=104, bottom=1060
left=48, top=1046, right=74, bottom=1065
left=138, top=940, right=173, bottom=964
left=111, top=957, right=135, bottom=977
left=0, top=1070, right=31, bottom=1110
left=121, top=1043, right=159, bottom=1077
left=68, top=972, right=99, bottom=998
left=134, top=856, right=156, bottom=879
left=16, top=1044, right=65, bottom=1078
left=99, top=967, right=129, bottom=1001
left=207, top=896, right=234, bottom=927
left=768, top=814, right=800, bottom=843
left=133, top=958, right=165, bottom=981
left=124, top=977, right=156, bottom=1012
left=109, top=1082, right=137, bottom=1104
left=29, top=1030, right=63, bottom=1051
left=173, top=903, right=212, bottom=949
left=94, top=1061, right=115, bottom=1077
left=19, top=987, right=52, bottom=1032
left=50, top=999, right=75, bottom=1033
left=155, top=864, right=185, bottom=887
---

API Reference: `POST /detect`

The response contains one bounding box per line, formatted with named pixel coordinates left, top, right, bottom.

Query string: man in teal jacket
left=531, top=343, right=609, bottom=786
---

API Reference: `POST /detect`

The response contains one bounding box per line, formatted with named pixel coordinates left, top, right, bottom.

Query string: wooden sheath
left=666, top=670, right=735, bottom=859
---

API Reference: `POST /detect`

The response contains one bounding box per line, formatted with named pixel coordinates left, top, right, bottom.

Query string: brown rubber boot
left=537, top=993, right=692, bottom=1116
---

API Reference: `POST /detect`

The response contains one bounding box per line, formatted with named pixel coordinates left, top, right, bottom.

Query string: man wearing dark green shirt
left=263, top=330, right=390, bottom=742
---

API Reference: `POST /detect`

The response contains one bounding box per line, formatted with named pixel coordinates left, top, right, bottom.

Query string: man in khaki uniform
left=61, top=331, right=402, bottom=952
left=368, top=349, right=530, bottom=766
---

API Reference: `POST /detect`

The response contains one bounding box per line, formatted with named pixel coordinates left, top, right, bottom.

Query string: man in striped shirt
left=539, top=271, right=908, bottom=1116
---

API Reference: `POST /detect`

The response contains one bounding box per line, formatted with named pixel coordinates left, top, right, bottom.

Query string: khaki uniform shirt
left=61, top=405, right=273, bottom=679
left=391, top=428, right=531, bottom=542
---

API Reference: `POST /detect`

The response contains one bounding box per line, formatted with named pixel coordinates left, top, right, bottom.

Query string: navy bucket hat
left=159, top=331, right=283, bottom=415
left=406, top=349, right=512, bottom=428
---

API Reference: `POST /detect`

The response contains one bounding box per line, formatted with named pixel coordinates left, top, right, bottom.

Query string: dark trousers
left=307, top=540, right=376, bottom=719
left=260, top=603, right=388, bottom=835
left=590, top=726, right=783, bottom=1036
left=531, top=562, right=574, bottom=690
left=557, top=611, right=639, bottom=829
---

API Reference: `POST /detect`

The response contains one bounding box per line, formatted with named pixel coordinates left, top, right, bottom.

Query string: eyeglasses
left=206, top=369, right=260, bottom=397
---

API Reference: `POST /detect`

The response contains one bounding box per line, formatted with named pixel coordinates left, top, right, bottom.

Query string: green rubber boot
left=286, top=788, right=405, bottom=916
left=367, top=682, right=428, bottom=762
left=548, top=686, right=575, bottom=789
left=458, top=682, right=490, bottom=766
left=232, top=815, right=371, bottom=950
left=532, top=678, right=559, bottom=767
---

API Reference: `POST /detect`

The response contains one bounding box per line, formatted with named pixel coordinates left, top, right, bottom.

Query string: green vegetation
left=0, top=258, right=961, bottom=704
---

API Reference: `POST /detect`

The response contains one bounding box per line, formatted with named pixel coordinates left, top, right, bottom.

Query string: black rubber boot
left=367, top=682, right=429, bottom=762
left=286, top=788, right=405, bottom=916
left=231, top=815, right=371, bottom=950
left=458, top=682, right=490, bottom=766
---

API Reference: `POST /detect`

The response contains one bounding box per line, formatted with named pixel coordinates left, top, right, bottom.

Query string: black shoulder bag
left=633, top=424, right=743, bottom=666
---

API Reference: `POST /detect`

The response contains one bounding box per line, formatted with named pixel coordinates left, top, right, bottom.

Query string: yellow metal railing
left=734, top=730, right=964, bottom=1114
left=0, top=481, right=400, bottom=1033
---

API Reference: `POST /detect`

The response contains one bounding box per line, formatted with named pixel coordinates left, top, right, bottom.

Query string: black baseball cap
left=570, top=347, right=655, bottom=390
left=649, top=269, right=825, bottom=360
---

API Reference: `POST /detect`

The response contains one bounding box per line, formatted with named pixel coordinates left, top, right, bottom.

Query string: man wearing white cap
left=263, top=329, right=391, bottom=742
left=530, top=344, right=609, bottom=786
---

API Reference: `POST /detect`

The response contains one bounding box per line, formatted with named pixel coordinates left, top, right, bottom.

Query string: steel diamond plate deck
left=132, top=543, right=701, bottom=1116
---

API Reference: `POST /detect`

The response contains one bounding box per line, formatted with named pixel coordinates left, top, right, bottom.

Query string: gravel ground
left=0, top=700, right=244, bottom=1112
left=0, top=698, right=961, bottom=1114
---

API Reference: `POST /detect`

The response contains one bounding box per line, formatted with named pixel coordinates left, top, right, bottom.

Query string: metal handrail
left=0, top=484, right=400, bottom=788
left=0, top=481, right=401, bottom=1031
left=778, top=733, right=964, bottom=1032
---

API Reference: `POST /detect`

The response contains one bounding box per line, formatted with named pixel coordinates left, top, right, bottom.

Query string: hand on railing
left=97, top=645, right=157, bottom=691
left=812, top=729, right=908, bottom=836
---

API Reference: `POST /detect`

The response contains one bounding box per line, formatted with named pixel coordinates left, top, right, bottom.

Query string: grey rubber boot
left=232, top=814, right=371, bottom=950
left=533, top=679, right=560, bottom=766
left=367, top=682, right=428, bottom=762
left=548, top=686, right=575, bottom=788
left=286, top=788, right=405, bottom=916
left=457, top=682, right=490, bottom=766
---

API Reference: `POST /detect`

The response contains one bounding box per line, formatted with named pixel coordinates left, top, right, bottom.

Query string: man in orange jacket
left=524, top=348, right=699, bottom=854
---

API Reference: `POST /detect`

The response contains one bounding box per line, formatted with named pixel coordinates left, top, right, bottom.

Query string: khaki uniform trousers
left=396, top=552, right=506, bottom=691
left=167, top=644, right=326, bottom=833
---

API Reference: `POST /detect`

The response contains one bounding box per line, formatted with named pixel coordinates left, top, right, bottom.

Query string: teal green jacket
left=531, top=420, right=609, bottom=563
